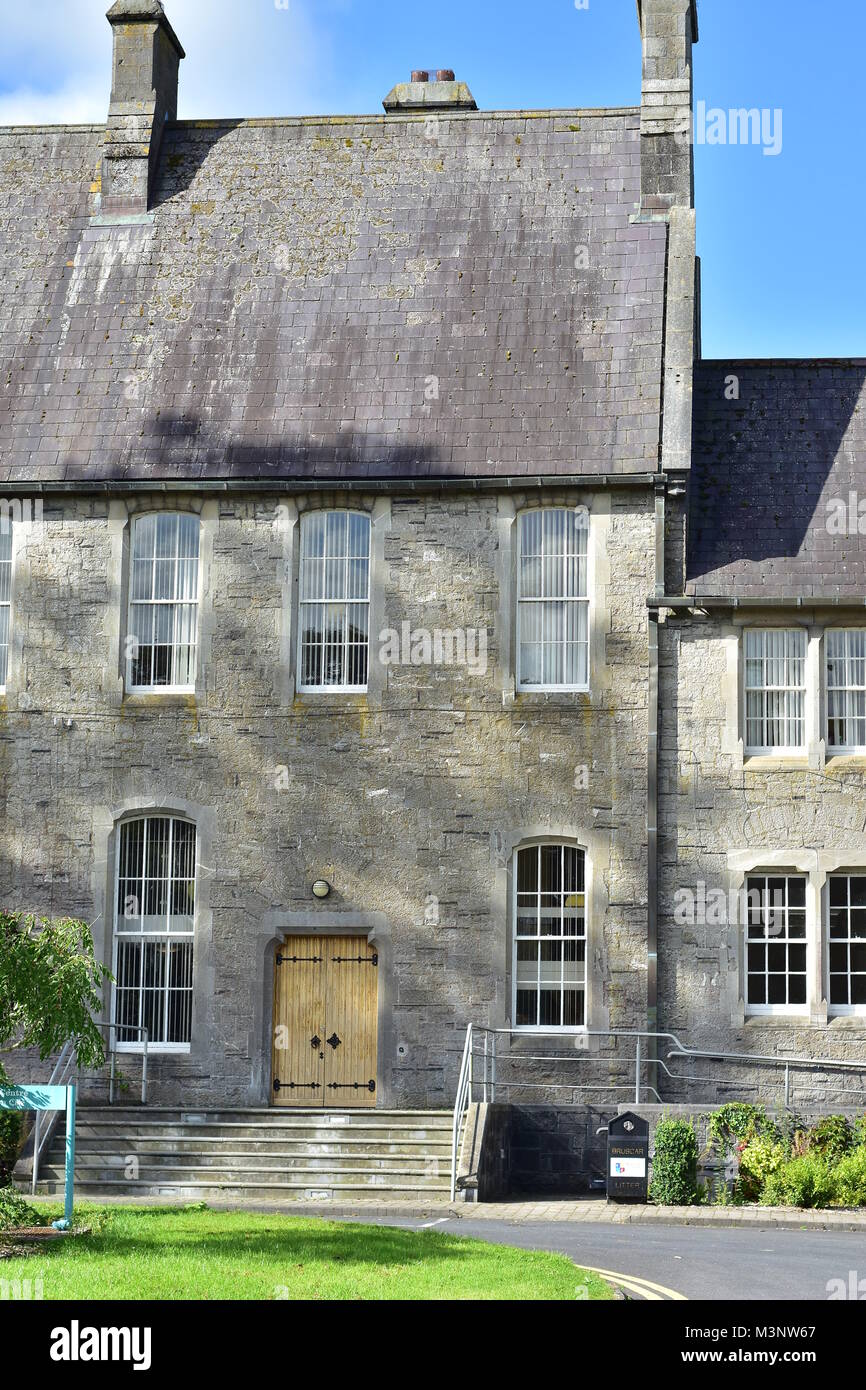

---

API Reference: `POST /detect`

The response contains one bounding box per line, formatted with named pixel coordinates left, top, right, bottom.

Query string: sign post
left=607, top=1110, right=649, bottom=1204
left=0, top=1083, right=76, bottom=1229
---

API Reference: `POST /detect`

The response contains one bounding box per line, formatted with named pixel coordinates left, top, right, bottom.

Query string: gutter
left=648, top=596, right=866, bottom=610
left=0, top=473, right=659, bottom=497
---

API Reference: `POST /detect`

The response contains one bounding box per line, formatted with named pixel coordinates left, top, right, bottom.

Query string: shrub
left=760, top=1153, right=835, bottom=1209
left=708, top=1103, right=776, bottom=1152
left=0, top=1184, right=43, bottom=1232
left=650, top=1119, right=699, bottom=1206
left=810, top=1115, right=854, bottom=1163
left=852, top=1116, right=866, bottom=1149
left=738, top=1135, right=786, bottom=1202
left=829, top=1148, right=866, bottom=1208
left=0, top=1111, right=23, bottom=1186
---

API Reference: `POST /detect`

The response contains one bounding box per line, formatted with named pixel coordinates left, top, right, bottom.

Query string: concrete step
left=71, top=1124, right=452, bottom=1144
left=36, top=1107, right=456, bottom=1202
left=42, top=1153, right=449, bottom=1177
left=36, top=1179, right=450, bottom=1200
left=59, top=1139, right=452, bottom=1158
left=40, top=1162, right=448, bottom=1185
left=73, top=1108, right=451, bottom=1126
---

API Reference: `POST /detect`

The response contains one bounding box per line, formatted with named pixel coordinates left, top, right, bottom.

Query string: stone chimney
left=101, top=0, right=185, bottom=216
left=637, top=0, right=698, bottom=213
left=383, top=71, right=477, bottom=113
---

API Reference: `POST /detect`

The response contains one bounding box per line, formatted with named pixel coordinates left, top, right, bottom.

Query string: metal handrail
left=31, top=1040, right=77, bottom=1194
left=30, top=1024, right=149, bottom=1192
left=98, top=1023, right=149, bottom=1107
left=450, top=1026, right=474, bottom=1200
left=449, top=1024, right=866, bottom=1201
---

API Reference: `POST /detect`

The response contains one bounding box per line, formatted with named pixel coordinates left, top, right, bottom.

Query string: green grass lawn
left=1, top=1204, right=612, bottom=1301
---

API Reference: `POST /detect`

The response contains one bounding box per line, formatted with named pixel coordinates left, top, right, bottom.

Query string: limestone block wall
left=1, top=485, right=654, bottom=1109
left=658, top=613, right=866, bottom=1108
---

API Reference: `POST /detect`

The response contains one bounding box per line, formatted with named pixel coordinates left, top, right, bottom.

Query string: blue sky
left=0, top=0, right=862, bottom=358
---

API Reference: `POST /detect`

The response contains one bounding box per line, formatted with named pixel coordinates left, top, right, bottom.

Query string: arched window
left=298, top=510, right=371, bottom=690
left=514, top=843, right=586, bottom=1029
left=127, top=513, right=200, bottom=691
left=517, top=508, right=589, bottom=691
left=113, top=816, right=196, bottom=1049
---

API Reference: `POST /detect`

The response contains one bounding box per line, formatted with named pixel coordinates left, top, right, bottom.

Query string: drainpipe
left=647, top=479, right=666, bottom=1101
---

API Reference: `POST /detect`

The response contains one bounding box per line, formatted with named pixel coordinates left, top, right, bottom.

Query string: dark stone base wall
left=508, top=1105, right=612, bottom=1194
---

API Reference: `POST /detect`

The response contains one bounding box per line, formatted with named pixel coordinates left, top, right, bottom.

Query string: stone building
left=1, top=0, right=864, bottom=1162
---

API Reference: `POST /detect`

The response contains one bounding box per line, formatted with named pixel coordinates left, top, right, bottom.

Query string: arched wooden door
left=271, top=936, right=378, bottom=1107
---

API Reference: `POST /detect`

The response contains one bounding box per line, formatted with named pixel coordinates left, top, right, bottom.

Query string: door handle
left=327, top=1033, right=342, bottom=1050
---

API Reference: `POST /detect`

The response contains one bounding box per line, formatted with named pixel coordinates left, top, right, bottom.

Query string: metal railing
left=450, top=1025, right=866, bottom=1200
left=102, top=1022, right=149, bottom=1108
left=29, top=1023, right=149, bottom=1192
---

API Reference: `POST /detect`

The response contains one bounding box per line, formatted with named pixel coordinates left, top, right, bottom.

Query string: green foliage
left=760, top=1153, right=835, bottom=1209
left=0, top=1184, right=44, bottom=1232
left=0, top=913, right=110, bottom=1080
left=830, top=1148, right=866, bottom=1208
left=854, top=1115, right=866, bottom=1149
left=650, top=1118, right=699, bottom=1206
left=0, top=1110, right=23, bottom=1185
left=707, top=1103, right=776, bottom=1152
left=738, top=1135, right=786, bottom=1202
left=810, top=1115, right=854, bottom=1163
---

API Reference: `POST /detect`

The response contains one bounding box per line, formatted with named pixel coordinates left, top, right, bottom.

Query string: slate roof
left=0, top=109, right=666, bottom=484
left=688, top=359, right=866, bottom=600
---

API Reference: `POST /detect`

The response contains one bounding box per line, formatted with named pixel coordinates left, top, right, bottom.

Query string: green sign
left=0, top=1083, right=76, bottom=1230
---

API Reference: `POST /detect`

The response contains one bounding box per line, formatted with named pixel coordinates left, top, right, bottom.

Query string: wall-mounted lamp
left=311, top=880, right=331, bottom=900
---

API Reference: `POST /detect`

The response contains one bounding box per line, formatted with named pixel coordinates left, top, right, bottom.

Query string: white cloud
left=0, top=0, right=342, bottom=126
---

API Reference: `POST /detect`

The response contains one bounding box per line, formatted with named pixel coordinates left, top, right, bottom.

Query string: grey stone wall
left=658, top=611, right=866, bottom=1107
left=2, top=485, right=654, bottom=1109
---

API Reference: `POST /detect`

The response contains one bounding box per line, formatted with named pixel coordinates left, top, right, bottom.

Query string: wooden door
left=272, top=936, right=378, bottom=1108
left=271, top=937, right=327, bottom=1106
left=323, top=940, right=379, bottom=1108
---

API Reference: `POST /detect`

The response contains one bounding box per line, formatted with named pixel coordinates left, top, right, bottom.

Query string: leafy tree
left=0, top=914, right=109, bottom=1085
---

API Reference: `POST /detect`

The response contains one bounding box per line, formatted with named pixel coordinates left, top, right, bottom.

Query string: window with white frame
left=744, top=628, right=807, bottom=753
left=0, top=523, right=11, bottom=687
left=298, top=510, right=371, bottom=691
left=826, top=629, right=866, bottom=752
left=828, top=875, right=866, bottom=1013
left=113, top=816, right=196, bottom=1049
left=517, top=509, right=589, bottom=691
left=745, top=874, right=807, bottom=1012
left=127, top=513, right=200, bottom=691
left=514, top=843, right=586, bottom=1028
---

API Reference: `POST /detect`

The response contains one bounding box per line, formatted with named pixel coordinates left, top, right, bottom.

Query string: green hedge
left=650, top=1118, right=699, bottom=1206
left=648, top=1109, right=866, bottom=1209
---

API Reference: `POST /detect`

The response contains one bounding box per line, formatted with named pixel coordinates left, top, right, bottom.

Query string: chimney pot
left=383, top=72, right=477, bottom=114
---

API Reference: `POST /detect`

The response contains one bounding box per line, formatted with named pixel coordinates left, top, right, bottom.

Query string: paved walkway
left=126, top=1193, right=866, bottom=1233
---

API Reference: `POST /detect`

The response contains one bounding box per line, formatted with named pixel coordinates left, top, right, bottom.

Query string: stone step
left=36, top=1179, right=449, bottom=1200
left=73, top=1109, right=451, bottom=1126
left=38, top=1108, right=457, bottom=1202
left=54, top=1139, right=452, bottom=1158
left=40, top=1161, right=449, bottom=1184
left=42, top=1152, right=450, bottom=1176
left=68, top=1130, right=451, bottom=1152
